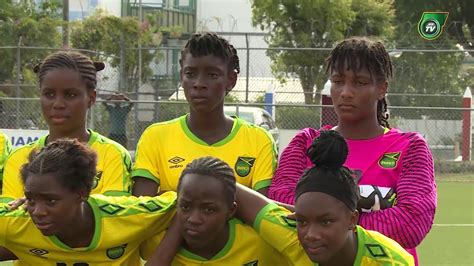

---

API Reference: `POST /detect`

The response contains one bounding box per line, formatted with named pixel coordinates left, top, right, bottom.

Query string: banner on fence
left=1, top=129, right=48, bottom=148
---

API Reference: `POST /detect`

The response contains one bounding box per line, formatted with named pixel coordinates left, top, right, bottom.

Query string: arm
left=251, top=128, right=278, bottom=196
left=131, top=126, right=162, bottom=196
left=235, top=183, right=273, bottom=225
left=0, top=247, right=16, bottom=261
left=132, top=177, right=159, bottom=196
left=268, top=129, right=317, bottom=204
left=101, top=146, right=133, bottom=196
left=144, top=216, right=181, bottom=266
left=358, top=134, right=436, bottom=249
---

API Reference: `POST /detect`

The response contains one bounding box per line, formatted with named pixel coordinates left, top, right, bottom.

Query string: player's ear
left=228, top=201, right=237, bottom=220
left=349, top=210, right=359, bottom=230
left=88, top=89, right=97, bottom=108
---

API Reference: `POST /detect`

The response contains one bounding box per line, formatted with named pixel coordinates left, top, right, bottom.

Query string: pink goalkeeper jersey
left=269, top=127, right=437, bottom=266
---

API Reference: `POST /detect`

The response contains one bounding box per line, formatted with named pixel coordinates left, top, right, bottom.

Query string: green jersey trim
left=253, top=203, right=278, bottom=233
left=253, top=179, right=272, bottom=191
left=103, top=190, right=131, bottom=196
left=0, top=197, right=13, bottom=204
left=48, top=197, right=102, bottom=251
left=131, top=169, right=160, bottom=185
left=353, top=225, right=364, bottom=266
left=179, top=218, right=237, bottom=261
left=179, top=115, right=243, bottom=147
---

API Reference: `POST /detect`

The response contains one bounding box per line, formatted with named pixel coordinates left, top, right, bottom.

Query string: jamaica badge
left=106, top=243, right=127, bottom=260
left=378, top=152, right=400, bottom=169
left=235, top=157, right=256, bottom=177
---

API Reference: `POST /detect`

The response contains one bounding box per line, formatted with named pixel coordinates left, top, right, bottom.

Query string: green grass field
left=417, top=180, right=474, bottom=266
left=1, top=179, right=473, bottom=266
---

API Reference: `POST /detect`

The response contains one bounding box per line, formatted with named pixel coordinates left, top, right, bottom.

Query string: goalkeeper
left=268, top=37, right=437, bottom=265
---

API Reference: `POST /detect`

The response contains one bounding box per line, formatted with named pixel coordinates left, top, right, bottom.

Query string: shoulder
left=237, top=118, right=274, bottom=141
left=89, top=191, right=176, bottom=216
left=6, top=141, right=38, bottom=162
left=90, top=131, right=130, bottom=157
left=357, top=226, right=414, bottom=264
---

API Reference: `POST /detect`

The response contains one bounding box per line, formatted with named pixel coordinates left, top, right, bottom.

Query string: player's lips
left=338, top=104, right=356, bottom=111
left=183, top=227, right=202, bottom=237
left=304, top=245, right=326, bottom=255
left=34, top=222, right=54, bottom=231
left=49, top=115, right=69, bottom=123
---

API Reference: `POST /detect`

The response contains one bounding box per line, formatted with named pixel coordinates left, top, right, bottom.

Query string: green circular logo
left=420, top=19, right=441, bottom=39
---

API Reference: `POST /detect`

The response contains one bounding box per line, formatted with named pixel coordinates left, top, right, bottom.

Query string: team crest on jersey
left=29, top=248, right=49, bottom=256
left=106, top=243, right=128, bottom=259
left=235, top=157, right=256, bottom=177
left=378, top=152, right=401, bottom=169
left=92, top=171, right=102, bottom=189
left=243, top=260, right=259, bottom=266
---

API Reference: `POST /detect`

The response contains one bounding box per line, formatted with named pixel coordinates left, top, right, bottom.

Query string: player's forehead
left=295, top=192, right=347, bottom=218
left=330, top=60, right=372, bottom=79
left=178, top=173, right=228, bottom=201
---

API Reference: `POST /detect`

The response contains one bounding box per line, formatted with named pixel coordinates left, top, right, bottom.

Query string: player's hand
left=8, top=197, right=26, bottom=210
left=286, top=212, right=296, bottom=220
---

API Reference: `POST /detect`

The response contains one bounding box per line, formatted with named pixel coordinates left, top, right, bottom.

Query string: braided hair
left=21, top=139, right=97, bottom=194
left=34, top=51, right=105, bottom=91
left=180, top=32, right=240, bottom=74
left=326, top=37, right=393, bottom=128
left=177, top=156, right=236, bottom=207
left=296, top=130, right=359, bottom=211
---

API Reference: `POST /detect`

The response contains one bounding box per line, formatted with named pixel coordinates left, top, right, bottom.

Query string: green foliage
left=70, top=9, right=164, bottom=93
left=251, top=0, right=394, bottom=104
left=389, top=1, right=469, bottom=117
left=0, top=0, right=62, bottom=96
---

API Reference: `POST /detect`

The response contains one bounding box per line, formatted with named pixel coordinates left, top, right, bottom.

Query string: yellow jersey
left=1, top=130, right=132, bottom=202
left=0, top=130, right=12, bottom=184
left=0, top=192, right=176, bottom=266
left=132, top=115, right=277, bottom=192
left=254, top=203, right=415, bottom=266
left=141, top=218, right=290, bottom=265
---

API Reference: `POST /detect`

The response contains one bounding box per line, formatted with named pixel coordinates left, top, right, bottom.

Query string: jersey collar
left=180, top=114, right=242, bottom=147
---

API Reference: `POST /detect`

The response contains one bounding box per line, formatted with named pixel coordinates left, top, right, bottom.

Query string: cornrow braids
left=326, top=37, right=393, bottom=128
left=21, top=139, right=97, bottom=194
left=34, top=51, right=105, bottom=91
left=178, top=156, right=236, bottom=206
left=180, top=32, right=240, bottom=74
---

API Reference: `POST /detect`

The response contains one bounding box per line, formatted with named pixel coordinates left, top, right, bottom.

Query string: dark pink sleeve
left=268, top=128, right=319, bottom=204
left=358, top=133, right=437, bottom=249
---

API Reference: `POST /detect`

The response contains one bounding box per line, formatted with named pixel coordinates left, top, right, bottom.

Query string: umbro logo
left=30, top=248, right=49, bottom=256
left=168, top=156, right=185, bottom=169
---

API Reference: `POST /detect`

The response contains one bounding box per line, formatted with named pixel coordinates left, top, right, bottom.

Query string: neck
left=185, top=223, right=230, bottom=260
left=320, top=231, right=358, bottom=266
left=48, top=128, right=90, bottom=144
left=56, top=201, right=95, bottom=248
left=336, top=118, right=385, bottom=140
left=187, top=109, right=233, bottom=145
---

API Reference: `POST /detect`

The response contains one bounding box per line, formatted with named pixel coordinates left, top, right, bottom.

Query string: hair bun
left=33, top=63, right=41, bottom=73
left=94, top=62, right=105, bottom=71
left=306, top=130, right=348, bottom=169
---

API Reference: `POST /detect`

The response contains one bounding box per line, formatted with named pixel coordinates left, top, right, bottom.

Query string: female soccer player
left=132, top=33, right=277, bottom=196
left=268, top=37, right=436, bottom=264
left=1, top=51, right=132, bottom=202
left=141, top=156, right=288, bottom=265
left=0, top=139, right=176, bottom=264
left=236, top=130, right=414, bottom=266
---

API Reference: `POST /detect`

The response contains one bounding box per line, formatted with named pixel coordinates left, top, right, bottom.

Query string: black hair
left=21, top=139, right=97, bottom=194
left=180, top=32, right=240, bottom=74
left=295, top=130, right=359, bottom=211
left=34, top=51, right=105, bottom=91
left=177, top=156, right=236, bottom=206
left=326, top=37, right=393, bottom=128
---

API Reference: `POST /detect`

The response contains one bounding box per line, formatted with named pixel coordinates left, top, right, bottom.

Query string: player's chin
left=303, top=247, right=330, bottom=263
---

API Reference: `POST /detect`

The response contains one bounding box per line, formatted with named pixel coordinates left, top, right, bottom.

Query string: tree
left=388, top=0, right=469, bottom=119
left=0, top=0, right=62, bottom=96
left=70, top=9, right=165, bottom=93
left=251, top=0, right=394, bottom=104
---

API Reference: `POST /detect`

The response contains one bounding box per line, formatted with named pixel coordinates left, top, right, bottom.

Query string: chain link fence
left=1, top=97, right=474, bottom=173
